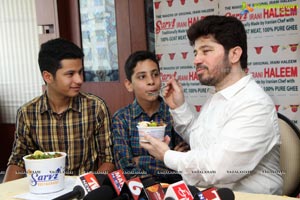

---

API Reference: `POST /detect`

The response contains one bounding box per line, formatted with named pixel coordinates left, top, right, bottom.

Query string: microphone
left=215, top=188, right=235, bottom=200
left=191, top=187, right=235, bottom=200
left=83, top=185, right=116, bottom=200
left=75, top=172, right=101, bottom=194
left=52, top=185, right=85, bottom=200
left=187, top=185, right=202, bottom=200
left=164, top=180, right=193, bottom=200
left=83, top=180, right=132, bottom=200
left=144, top=182, right=165, bottom=200
left=102, top=169, right=127, bottom=196
left=201, top=187, right=221, bottom=200
left=141, top=176, right=165, bottom=200
left=52, top=172, right=101, bottom=200
left=112, top=193, right=131, bottom=200
left=113, top=175, right=165, bottom=200
left=120, top=177, right=145, bottom=200
left=84, top=175, right=145, bottom=200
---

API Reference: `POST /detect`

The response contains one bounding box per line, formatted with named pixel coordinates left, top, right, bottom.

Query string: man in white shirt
left=140, top=15, right=283, bottom=194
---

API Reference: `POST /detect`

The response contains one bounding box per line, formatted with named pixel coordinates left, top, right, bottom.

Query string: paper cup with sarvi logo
left=23, top=151, right=67, bottom=194
left=137, top=121, right=166, bottom=142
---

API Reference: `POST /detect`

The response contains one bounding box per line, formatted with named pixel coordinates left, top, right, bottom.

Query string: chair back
left=278, top=113, right=300, bottom=197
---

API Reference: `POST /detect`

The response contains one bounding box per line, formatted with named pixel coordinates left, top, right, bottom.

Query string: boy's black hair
left=124, top=51, right=159, bottom=82
left=38, top=38, right=84, bottom=77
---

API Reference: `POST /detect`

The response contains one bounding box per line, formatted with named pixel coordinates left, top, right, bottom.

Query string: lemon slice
left=33, top=150, right=44, bottom=156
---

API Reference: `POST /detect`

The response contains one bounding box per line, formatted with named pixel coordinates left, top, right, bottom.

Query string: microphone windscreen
left=141, top=176, right=157, bottom=188
left=83, top=185, right=115, bottom=200
left=73, top=185, right=85, bottom=199
left=187, top=185, right=200, bottom=200
left=217, top=188, right=235, bottom=200
left=187, top=185, right=200, bottom=194
left=94, top=173, right=106, bottom=185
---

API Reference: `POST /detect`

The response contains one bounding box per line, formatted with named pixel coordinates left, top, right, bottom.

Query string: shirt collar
left=132, top=96, right=166, bottom=119
left=40, top=91, right=81, bottom=114
left=218, top=74, right=252, bottom=100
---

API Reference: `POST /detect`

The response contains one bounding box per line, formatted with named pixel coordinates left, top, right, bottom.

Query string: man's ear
left=124, top=79, right=134, bottom=92
left=229, top=46, right=242, bottom=65
left=42, top=71, right=53, bottom=84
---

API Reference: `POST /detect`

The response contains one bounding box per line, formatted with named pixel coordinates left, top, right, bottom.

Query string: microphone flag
left=120, top=177, right=145, bottom=200
left=106, top=169, right=127, bottom=196
left=164, top=180, right=193, bottom=200
left=201, top=187, right=221, bottom=200
left=75, top=172, right=101, bottom=195
left=145, top=182, right=165, bottom=200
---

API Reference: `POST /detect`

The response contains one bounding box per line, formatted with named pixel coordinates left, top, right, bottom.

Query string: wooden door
left=56, top=0, right=147, bottom=116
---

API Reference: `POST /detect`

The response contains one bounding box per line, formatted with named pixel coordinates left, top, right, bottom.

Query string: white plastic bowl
left=23, top=152, right=67, bottom=194
left=137, top=125, right=166, bottom=142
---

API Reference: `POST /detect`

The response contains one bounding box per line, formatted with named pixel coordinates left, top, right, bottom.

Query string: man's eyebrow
left=151, top=69, right=159, bottom=73
left=135, top=71, right=146, bottom=75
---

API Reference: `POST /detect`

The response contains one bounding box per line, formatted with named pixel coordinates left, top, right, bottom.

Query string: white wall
left=0, top=0, right=43, bottom=123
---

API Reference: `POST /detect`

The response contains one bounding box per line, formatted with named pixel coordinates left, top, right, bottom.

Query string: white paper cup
left=137, top=125, right=166, bottom=142
left=23, top=152, right=67, bottom=194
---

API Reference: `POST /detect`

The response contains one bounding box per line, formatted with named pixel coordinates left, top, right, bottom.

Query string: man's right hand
left=162, top=77, right=185, bottom=110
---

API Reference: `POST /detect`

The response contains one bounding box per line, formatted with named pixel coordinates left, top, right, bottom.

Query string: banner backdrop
left=153, top=0, right=300, bottom=128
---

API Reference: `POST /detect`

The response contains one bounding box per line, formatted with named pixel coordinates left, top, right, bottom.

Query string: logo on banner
left=240, top=2, right=254, bottom=15
left=289, top=44, right=298, bottom=52
left=241, top=1, right=298, bottom=16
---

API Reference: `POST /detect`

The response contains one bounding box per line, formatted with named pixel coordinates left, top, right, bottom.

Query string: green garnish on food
left=26, top=150, right=62, bottom=159
left=148, top=121, right=158, bottom=127
left=138, top=120, right=166, bottom=127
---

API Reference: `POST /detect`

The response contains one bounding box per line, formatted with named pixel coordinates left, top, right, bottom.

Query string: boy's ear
left=42, top=71, right=53, bottom=84
left=124, top=79, right=134, bottom=92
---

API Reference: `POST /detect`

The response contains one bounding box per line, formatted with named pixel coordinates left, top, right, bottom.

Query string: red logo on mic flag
left=202, top=187, right=221, bottom=200
left=145, top=183, right=165, bottom=200
left=108, top=169, right=126, bottom=195
left=78, top=173, right=100, bottom=193
left=172, top=181, right=193, bottom=200
left=125, top=177, right=144, bottom=200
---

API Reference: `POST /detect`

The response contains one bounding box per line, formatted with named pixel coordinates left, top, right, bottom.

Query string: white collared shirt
left=165, top=75, right=283, bottom=194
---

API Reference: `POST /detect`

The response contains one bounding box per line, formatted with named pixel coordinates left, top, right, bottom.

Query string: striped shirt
left=7, top=92, right=113, bottom=175
left=112, top=97, right=183, bottom=181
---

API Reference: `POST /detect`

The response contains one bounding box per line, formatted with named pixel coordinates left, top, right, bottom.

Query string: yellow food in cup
left=26, top=151, right=62, bottom=159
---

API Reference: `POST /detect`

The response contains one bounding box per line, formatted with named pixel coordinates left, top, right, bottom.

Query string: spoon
left=148, top=84, right=168, bottom=96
